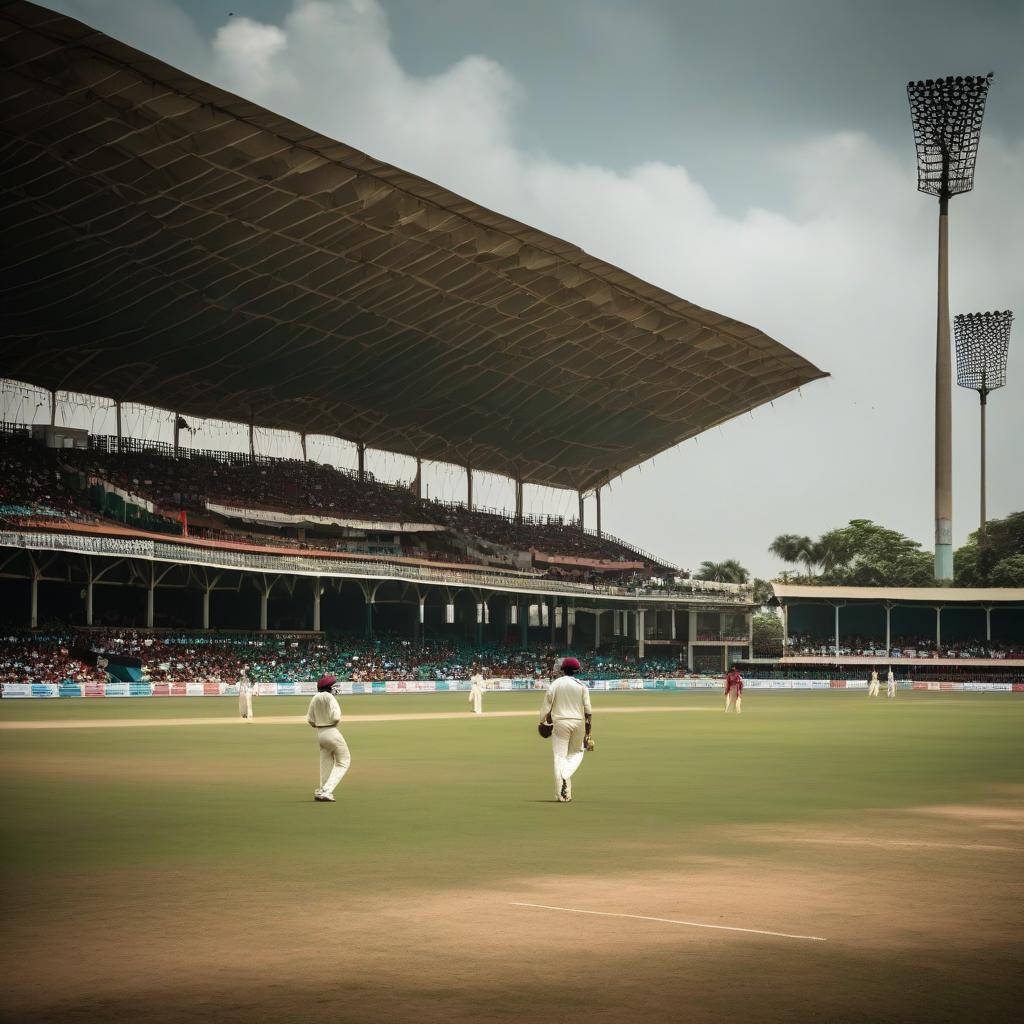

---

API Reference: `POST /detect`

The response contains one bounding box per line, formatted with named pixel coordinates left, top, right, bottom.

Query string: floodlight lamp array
left=907, top=74, right=993, bottom=198
left=954, top=310, right=1013, bottom=393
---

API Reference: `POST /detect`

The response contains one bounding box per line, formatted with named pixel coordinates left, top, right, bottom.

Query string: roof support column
left=520, top=600, right=529, bottom=649
left=834, top=603, right=840, bottom=659
left=515, top=477, right=523, bottom=523
left=312, top=578, right=321, bottom=633
left=885, top=603, right=892, bottom=656
left=986, top=606, right=992, bottom=642
left=301, top=432, right=308, bottom=462
left=414, top=458, right=423, bottom=499
left=248, top=412, right=255, bottom=460
left=578, top=491, right=585, bottom=533
left=173, top=412, right=181, bottom=457
left=202, top=587, right=211, bottom=630
left=638, top=608, right=646, bottom=659
left=357, top=443, right=366, bottom=483
left=935, top=606, right=942, bottom=652
left=29, top=559, right=39, bottom=629
left=593, top=609, right=601, bottom=651
left=467, top=465, right=473, bottom=511
left=115, top=400, right=122, bottom=454
left=595, top=486, right=602, bottom=539
left=146, top=566, right=155, bottom=629
left=49, top=389, right=57, bottom=426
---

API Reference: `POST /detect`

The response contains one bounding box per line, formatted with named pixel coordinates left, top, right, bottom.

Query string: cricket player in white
left=887, top=668, right=897, bottom=699
left=468, top=670, right=485, bottom=714
left=238, top=669, right=255, bottom=719
left=307, top=674, right=351, bottom=803
left=540, top=657, right=592, bottom=802
left=868, top=670, right=880, bottom=697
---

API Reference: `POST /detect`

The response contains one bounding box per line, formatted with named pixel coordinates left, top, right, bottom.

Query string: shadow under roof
left=0, top=0, right=827, bottom=491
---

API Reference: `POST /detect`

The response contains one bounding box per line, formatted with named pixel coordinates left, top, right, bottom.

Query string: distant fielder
left=307, top=674, right=351, bottom=803
left=540, top=656, right=593, bottom=802
left=887, top=668, right=896, bottom=699
left=868, top=669, right=880, bottom=698
left=725, top=665, right=743, bottom=713
left=468, top=669, right=485, bottom=715
left=238, top=669, right=255, bottom=719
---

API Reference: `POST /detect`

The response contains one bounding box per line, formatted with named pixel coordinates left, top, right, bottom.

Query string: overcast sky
left=25, top=0, right=1024, bottom=577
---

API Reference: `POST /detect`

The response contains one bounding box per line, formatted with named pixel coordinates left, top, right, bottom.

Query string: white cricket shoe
left=316, top=793, right=336, bottom=803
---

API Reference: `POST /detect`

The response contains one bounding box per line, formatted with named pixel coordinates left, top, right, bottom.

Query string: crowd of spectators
left=0, top=634, right=107, bottom=684
left=0, top=630, right=692, bottom=686
left=2, top=432, right=672, bottom=574
left=0, top=435, right=88, bottom=525
left=783, top=632, right=1024, bottom=659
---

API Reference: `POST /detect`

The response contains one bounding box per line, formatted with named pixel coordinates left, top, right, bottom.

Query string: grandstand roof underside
left=0, top=1, right=827, bottom=492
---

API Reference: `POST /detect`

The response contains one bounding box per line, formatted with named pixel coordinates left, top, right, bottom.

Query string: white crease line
left=510, top=902, right=827, bottom=942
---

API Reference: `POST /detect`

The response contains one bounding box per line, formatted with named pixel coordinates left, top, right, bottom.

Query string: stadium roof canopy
left=772, top=584, right=1024, bottom=605
left=0, top=1, right=827, bottom=492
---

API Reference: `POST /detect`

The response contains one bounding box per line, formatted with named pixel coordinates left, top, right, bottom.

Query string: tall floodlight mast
left=955, top=311, right=1013, bottom=541
left=907, top=73, right=993, bottom=579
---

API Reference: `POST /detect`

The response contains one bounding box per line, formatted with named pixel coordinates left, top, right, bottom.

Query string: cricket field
left=2, top=690, right=1023, bottom=1023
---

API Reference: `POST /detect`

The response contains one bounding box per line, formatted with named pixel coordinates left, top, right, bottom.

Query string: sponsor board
left=4, top=675, right=1022, bottom=698
left=1, top=683, right=34, bottom=698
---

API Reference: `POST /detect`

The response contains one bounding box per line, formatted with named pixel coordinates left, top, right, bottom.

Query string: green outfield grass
left=2, top=691, right=1022, bottom=1024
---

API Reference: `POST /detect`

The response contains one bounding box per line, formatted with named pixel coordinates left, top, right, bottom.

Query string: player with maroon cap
left=725, top=664, right=743, bottom=714
left=539, top=656, right=593, bottom=802
left=306, top=674, right=351, bottom=802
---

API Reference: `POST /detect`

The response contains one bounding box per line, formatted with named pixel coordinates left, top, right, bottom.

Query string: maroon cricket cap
left=560, top=657, right=581, bottom=673
left=317, top=674, right=337, bottom=691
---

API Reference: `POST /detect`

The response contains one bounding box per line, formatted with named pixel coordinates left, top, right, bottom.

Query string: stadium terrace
left=0, top=0, right=831, bottom=672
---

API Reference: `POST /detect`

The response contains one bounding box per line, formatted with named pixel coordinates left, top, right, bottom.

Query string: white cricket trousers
left=317, top=727, right=351, bottom=796
left=471, top=692, right=482, bottom=714
left=868, top=681, right=880, bottom=697
left=239, top=691, right=253, bottom=719
left=551, top=718, right=585, bottom=799
left=887, top=682, right=896, bottom=698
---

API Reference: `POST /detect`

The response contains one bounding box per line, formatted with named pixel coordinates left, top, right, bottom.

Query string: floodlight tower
left=955, top=310, right=1013, bottom=540
left=907, top=73, right=993, bottom=579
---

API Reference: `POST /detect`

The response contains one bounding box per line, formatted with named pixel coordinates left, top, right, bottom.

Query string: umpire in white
left=540, top=656, right=593, bottom=802
left=307, top=674, right=351, bottom=803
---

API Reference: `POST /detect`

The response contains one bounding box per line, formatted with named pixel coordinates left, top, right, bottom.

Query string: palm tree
left=769, top=534, right=809, bottom=568
left=695, top=559, right=750, bottom=584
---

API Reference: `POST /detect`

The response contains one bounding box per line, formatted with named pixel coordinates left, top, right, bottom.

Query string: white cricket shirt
left=541, top=675, right=592, bottom=722
left=307, top=691, right=342, bottom=728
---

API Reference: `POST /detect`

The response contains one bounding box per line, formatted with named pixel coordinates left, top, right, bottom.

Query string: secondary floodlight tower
left=955, top=310, right=1013, bottom=540
left=907, top=73, right=994, bottom=579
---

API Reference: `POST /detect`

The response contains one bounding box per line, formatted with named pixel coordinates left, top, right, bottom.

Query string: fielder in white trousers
left=238, top=676, right=255, bottom=719
left=887, top=670, right=896, bottom=699
left=541, top=663, right=592, bottom=802
left=468, top=673, right=484, bottom=714
left=868, top=671, right=880, bottom=698
left=307, top=681, right=351, bottom=802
